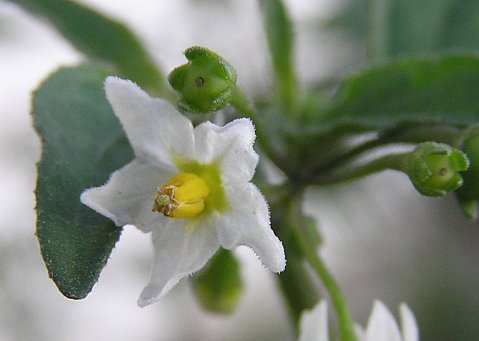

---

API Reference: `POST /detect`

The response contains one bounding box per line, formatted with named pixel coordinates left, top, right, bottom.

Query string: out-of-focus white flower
left=81, top=77, right=285, bottom=307
left=299, top=300, right=329, bottom=341
left=298, top=300, right=419, bottom=341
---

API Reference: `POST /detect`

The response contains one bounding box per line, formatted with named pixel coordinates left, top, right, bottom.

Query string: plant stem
left=231, top=85, right=254, bottom=117
left=311, top=124, right=461, bottom=177
left=314, top=152, right=408, bottom=186
left=269, top=187, right=320, bottom=324
left=292, top=223, right=357, bottom=341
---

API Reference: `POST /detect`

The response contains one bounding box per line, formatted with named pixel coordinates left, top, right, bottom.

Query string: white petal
left=298, top=300, right=329, bottom=341
left=137, top=219, right=220, bottom=307
left=214, top=183, right=285, bottom=273
left=194, top=118, right=258, bottom=182
left=104, top=77, right=195, bottom=169
left=81, top=159, right=170, bottom=232
left=399, top=303, right=419, bottom=341
left=366, top=301, right=402, bottom=341
left=355, top=324, right=367, bottom=341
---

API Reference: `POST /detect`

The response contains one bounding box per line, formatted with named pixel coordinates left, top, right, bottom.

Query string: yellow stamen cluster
left=153, top=172, right=210, bottom=219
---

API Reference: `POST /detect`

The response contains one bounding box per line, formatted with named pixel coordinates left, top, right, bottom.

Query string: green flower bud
left=456, top=133, right=479, bottom=219
left=405, top=142, right=469, bottom=197
left=191, top=249, right=242, bottom=314
left=168, top=46, right=237, bottom=113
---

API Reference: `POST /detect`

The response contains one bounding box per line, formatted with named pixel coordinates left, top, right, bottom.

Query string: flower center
left=152, top=172, right=210, bottom=219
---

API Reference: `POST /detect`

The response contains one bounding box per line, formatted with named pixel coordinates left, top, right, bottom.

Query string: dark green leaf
left=323, top=0, right=479, bottom=63
left=259, top=0, right=296, bottom=108
left=322, top=0, right=369, bottom=40
left=323, top=55, right=479, bottom=128
left=33, top=64, right=133, bottom=299
left=370, top=0, right=479, bottom=62
left=8, top=0, right=165, bottom=94
left=191, top=249, right=242, bottom=314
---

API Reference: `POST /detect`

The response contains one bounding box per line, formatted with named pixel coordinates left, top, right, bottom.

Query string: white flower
left=81, top=77, right=286, bottom=307
left=299, top=300, right=329, bottom=341
left=299, top=300, right=419, bottom=341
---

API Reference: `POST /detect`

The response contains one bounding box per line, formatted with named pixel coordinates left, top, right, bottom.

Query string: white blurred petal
left=298, top=300, right=329, bottom=341
left=104, top=77, right=195, bottom=169
left=137, top=219, right=220, bottom=307
left=355, top=324, right=367, bottom=341
left=366, top=300, right=402, bottom=341
left=81, top=160, right=169, bottom=231
left=399, top=303, right=419, bottom=341
left=214, top=182, right=285, bottom=272
left=194, top=118, right=258, bottom=182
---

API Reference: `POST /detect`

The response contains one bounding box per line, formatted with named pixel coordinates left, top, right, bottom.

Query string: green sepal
left=33, top=64, right=133, bottom=299
left=191, top=249, right=243, bottom=314
left=456, top=196, right=478, bottom=220
left=405, top=142, right=469, bottom=197
left=168, top=46, right=237, bottom=113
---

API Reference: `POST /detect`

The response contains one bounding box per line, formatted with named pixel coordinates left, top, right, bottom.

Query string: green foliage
left=323, top=55, right=479, bottom=128
left=33, top=65, right=133, bottom=299
left=8, top=0, right=165, bottom=94
left=191, top=250, right=243, bottom=314
left=259, top=0, right=296, bottom=108
left=369, top=0, right=479, bottom=62
left=328, top=0, right=479, bottom=64
left=256, top=55, right=479, bottom=185
left=18, top=0, right=479, bottom=334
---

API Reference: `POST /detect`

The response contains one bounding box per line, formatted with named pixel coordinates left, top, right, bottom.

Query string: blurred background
left=0, top=0, right=478, bottom=340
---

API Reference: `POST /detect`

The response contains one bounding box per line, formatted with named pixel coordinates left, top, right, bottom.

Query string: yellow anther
left=153, top=172, right=210, bottom=219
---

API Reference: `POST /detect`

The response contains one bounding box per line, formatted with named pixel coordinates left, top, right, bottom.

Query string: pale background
left=1, top=0, right=478, bottom=340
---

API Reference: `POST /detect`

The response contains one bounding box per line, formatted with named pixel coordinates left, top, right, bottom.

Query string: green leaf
left=323, top=55, right=479, bottom=128
left=322, top=0, right=369, bottom=40
left=191, top=249, right=242, bottom=314
left=324, top=0, right=479, bottom=64
left=259, top=0, right=296, bottom=108
left=369, top=0, right=479, bottom=63
left=33, top=64, right=133, bottom=299
left=8, top=0, right=165, bottom=94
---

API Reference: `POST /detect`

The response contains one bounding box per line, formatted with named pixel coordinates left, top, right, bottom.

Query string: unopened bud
left=405, top=142, right=469, bottom=197
left=168, top=46, right=237, bottom=113
left=456, top=133, right=479, bottom=219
